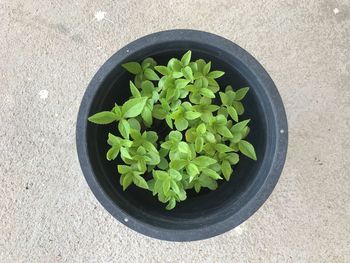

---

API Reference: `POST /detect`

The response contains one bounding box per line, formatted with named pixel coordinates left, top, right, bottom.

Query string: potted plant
left=76, top=29, right=288, bottom=241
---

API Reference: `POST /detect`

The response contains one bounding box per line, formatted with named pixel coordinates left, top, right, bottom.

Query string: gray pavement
left=0, top=0, right=349, bottom=262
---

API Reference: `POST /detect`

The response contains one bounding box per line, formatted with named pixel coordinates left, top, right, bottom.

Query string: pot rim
left=76, top=29, right=288, bottom=241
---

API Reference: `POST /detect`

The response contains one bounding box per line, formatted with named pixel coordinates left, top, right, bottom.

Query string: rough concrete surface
left=1, top=0, right=349, bottom=262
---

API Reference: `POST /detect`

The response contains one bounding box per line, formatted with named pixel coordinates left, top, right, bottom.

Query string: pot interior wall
left=87, top=43, right=268, bottom=229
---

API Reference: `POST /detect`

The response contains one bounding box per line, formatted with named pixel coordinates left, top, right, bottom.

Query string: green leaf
left=209, top=78, right=220, bottom=92
left=107, top=133, right=120, bottom=146
left=88, top=111, right=117, bottom=124
left=168, top=58, right=182, bottom=71
left=205, top=132, right=216, bottom=143
left=170, top=159, right=187, bottom=170
left=226, top=90, right=236, bottom=101
left=235, top=87, right=249, bottom=100
left=145, top=131, right=158, bottom=143
left=184, top=111, right=201, bottom=120
left=221, top=160, right=232, bottom=181
left=175, top=79, right=190, bottom=89
left=136, top=161, right=146, bottom=173
left=122, top=62, right=142, bottom=74
left=186, top=163, right=199, bottom=177
left=203, top=61, right=211, bottom=75
left=130, top=129, right=142, bottom=141
left=200, top=88, right=215, bottom=98
left=141, top=105, right=152, bottom=126
left=206, top=104, right=220, bottom=112
left=106, top=146, right=120, bottom=160
left=225, top=85, right=233, bottom=92
left=158, top=192, right=170, bottom=203
left=219, top=92, right=229, bottom=105
left=148, top=179, right=155, bottom=191
left=231, top=133, right=242, bottom=144
left=230, top=143, right=239, bottom=152
left=172, top=71, right=183, bottom=78
left=217, top=107, right=227, bottom=118
left=118, top=119, right=130, bottom=139
left=199, top=175, right=218, bottom=190
left=118, top=165, right=131, bottom=174
left=227, top=106, right=238, bottom=122
left=182, top=66, right=193, bottom=81
left=163, top=179, right=170, bottom=194
left=238, top=140, right=257, bottom=160
left=214, top=143, right=234, bottom=153
left=141, top=80, right=154, bottom=94
left=207, top=71, right=225, bottom=79
left=134, top=74, right=142, bottom=88
left=231, top=119, right=250, bottom=133
left=133, top=174, right=148, bottom=189
left=166, top=87, right=176, bottom=100
left=195, top=137, right=204, bottom=152
left=171, top=181, right=180, bottom=195
left=216, top=114, right=227, bottom=125
left=181, top=50, right=192, bottom=66
left=202, top=77, right=209, bottom=89
left=144, top=68, right=159, bottom=81
left=169, top=131, right=182, bottom=141
left=153, top=170, right=169, bottom=180
left=112, top=105, right=122, bottom=118
left=217, top=126, right=233, bottom=138
left=141, top=57, right=157, bottom=69
left=158, top=157, right=168, bottom=170
left=141, top=62, right=151, bottom=70
left=129, top=81, right=141, bottom=97
left=120, top=147, right=132, bottom=160
left=161, top=141, right=173, bottom=150
left=195, top=59, right=206, bottom=72
left=128, top=118, right=141, bottom=131
left=145, top=147, right=159, bottom=162
left=196, top=123, right=206, bottom=134
left=159, top=147, right=168, bottom=157
left=194, top=183, right=201, bottom=193
left=122, top=173, right=133, bottom=190
left=122, top=97, right=148, bottom=118
left=181, top=101, right=192, bottom=110
left=178, top=142, right=190, bottom=154
left=232, top=101, right=244, bottom=115
left=227, top=153, right=240, bottom=165
left=193, top=156, right=217, bottom=167
left=165, top=115, right=173, bottom=129
left=152, top=104, right=167, bottom=119
left=202, top=168, right=222, bottom=180
left=241, top=126, right=250, bottom=139
left=185, top=129, right=197, bottom=143
left=174, top=118, right=188, bottom=131
left=178, top=189, right=187, bottom=201
left=154, top=66, right=171, bottom=76
left=169, top=169, right=182, bottom=181
left=166, top=197, right=176, bottom=210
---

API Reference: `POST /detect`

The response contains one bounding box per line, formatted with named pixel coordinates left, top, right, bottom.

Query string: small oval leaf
left=88, top=111, right=117, bottom=124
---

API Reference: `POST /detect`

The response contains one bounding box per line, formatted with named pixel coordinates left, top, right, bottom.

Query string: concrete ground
left=1, top=0, right=349, bottom=262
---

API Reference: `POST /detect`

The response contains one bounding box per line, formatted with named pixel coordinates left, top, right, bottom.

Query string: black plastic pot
left=76, top=29, right=288, bottom=241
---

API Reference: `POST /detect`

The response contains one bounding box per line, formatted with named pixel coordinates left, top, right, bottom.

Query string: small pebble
left=38, top=90, right=48, bottom=100
left=94, top=11, right=107, bottom=21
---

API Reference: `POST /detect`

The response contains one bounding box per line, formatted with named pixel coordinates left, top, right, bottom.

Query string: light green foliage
left=88, top=51, right=257, bottom=210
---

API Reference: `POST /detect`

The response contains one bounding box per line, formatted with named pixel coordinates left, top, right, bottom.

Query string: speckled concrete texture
left=1, top=0, right=349, bottom=262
